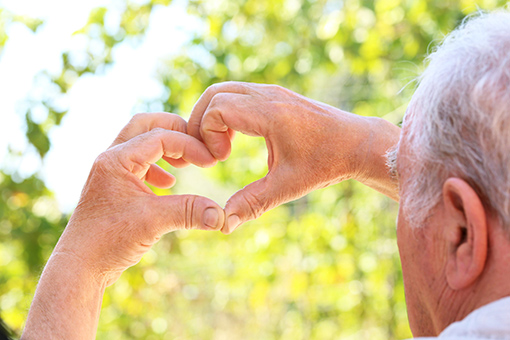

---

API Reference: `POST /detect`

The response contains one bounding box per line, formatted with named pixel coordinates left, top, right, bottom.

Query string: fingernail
left=203, top=208, right=220, bottom=229
left=226, top=215, right=241, bottom=233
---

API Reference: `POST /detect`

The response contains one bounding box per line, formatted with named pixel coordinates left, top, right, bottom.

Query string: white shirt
left=411, top=296, right=510, bottom=339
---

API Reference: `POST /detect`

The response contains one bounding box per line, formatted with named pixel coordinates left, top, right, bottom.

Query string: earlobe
left=444, top=178, right=488, bottom=290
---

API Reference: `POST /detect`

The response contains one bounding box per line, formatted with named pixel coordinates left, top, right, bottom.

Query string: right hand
left=188, top=82, right=400, bottom=234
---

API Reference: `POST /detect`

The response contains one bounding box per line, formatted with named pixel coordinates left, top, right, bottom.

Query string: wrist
left=53, top=216, right=123, bottom=286
left=356, top=116, right=401, bottom=200
left=48, top=250, right=110, bottom=288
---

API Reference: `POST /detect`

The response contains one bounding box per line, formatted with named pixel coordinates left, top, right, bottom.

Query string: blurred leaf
left=25, top=112, right=50, bottom=158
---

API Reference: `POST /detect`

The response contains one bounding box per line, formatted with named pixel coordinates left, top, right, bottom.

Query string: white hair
left=399, top=10, right=510, bottom=228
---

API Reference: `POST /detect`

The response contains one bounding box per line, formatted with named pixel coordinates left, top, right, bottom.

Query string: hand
left=188, top=82, right=400, bottom=234
left=24, top=112, right=226, bottom=339
left=53, top=112, right=225, bottom=286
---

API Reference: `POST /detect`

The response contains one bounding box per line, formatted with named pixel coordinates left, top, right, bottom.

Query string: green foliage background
left=1, top=0, right=508, bottom=339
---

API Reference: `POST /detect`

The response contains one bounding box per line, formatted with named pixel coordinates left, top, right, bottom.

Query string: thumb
left=151, top=194, right=225, bottom=235
left=222, top=176, right=280, bottom=234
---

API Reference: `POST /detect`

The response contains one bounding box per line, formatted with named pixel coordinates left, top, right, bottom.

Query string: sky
left=0, top=0, right=200, bottom=212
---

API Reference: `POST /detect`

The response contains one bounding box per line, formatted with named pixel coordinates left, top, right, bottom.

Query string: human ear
left=443, top=178, right=488, bottom=290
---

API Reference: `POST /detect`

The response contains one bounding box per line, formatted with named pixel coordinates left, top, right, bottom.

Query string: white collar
left=412, top=296, right=510, bottom=339
left=439, top=296, right=510, bottom=339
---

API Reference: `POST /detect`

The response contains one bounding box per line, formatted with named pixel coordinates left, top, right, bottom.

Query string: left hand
left=53, top=112, right=225, bottom=286
left=23, top=112, right=226, bottom=339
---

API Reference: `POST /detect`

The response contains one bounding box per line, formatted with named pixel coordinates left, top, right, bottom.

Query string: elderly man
left=21, top=10, right=510, bottom=339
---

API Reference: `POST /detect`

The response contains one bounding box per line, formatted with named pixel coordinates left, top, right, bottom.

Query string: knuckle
left=223, top=80, right=241, bottom=88
left=207, top=81, right=245, bottom=95
left=91, top=151, right=116, bottom=175
left=165, top=112, right=182, bottom=121
left=206, top=83, right=221, bottom=96
left=202, top=104, right=226, bottom=132
left=183, top=195, right=197, bottom=230
left=171, top=114, right=187, bottom=131
left=200, top=114, right=215, bottom=132
left=94, top=151, right=111, bottom=167
left=241, top=191, right=266, bottom=221
left=271, top=84, right=287, bottom=94
left=131, top=112, right=149, bottom=123
left=266, top=84, right=291, bottom=98
left=149, top=127, right=167, bottom=136
left=209, top=93, right=229, bottom=108
left=144, top=128, right=169, bottom=151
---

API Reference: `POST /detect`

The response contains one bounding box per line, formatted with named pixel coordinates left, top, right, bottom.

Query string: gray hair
left=398, top=10, right=510, bottom=228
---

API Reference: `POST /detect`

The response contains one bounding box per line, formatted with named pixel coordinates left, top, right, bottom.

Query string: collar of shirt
left=410, top=296, right=510, bottom=340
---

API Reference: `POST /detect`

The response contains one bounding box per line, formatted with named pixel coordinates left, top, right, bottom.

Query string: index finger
left=188, top=82, right=250, bottom=141
left=113, top=128, right=217, bottom=180
left=111, top=112, right=191, bottom=168
left=111, top=112, right=188, bottom=148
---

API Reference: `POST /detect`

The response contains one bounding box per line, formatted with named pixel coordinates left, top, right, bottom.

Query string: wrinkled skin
left=23, top=113, right=225, bottom=339
left=188, top=81, right=400, bottom=233
left=23, top=83, right=401, bottom=339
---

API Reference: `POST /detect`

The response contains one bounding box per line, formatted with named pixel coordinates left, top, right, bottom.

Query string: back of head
left=401, top=10, right=510, bottom=229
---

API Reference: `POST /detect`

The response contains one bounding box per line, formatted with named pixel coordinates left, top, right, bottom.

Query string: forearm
left=22, top=252, right=106, bottom=340
left=356, top=116, right=401, bottom=201
left=317, top=100, right=401, bottom=201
